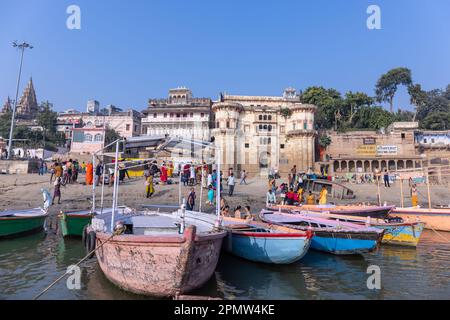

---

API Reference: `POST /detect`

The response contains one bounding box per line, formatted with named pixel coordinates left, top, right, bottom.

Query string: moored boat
left=260, top=209, right=384, bottom=255
left=0, top=189, right=50, bottom=239
left=219, top=216, right=312, bottom=264
left=88, top=209, right=226, bottom=297
left=391, top=207, right=450, bottom=232
left=299, top=211, right=425, bottom=247
left=269, top=204, right=394, bottom=219
left=59, top=206, right=131, bottom=237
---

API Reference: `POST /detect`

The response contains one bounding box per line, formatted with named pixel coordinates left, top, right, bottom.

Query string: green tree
left=421, top=111, right=450, bottom=130
left=408, top=84, right=428, bottom=121
left=375, top=67, right=412, bottom=113
left=318, top=134, right=332, bottom=148
left=301, top=86, right=343, bottom=129
left=352, top=106, right=394, bottom=130
left=0, top=112, right=12, bottom=138
left=416, top=89, right=450, bottom=121
left=342, top=91, right=374, bottom=125
left=37, top=101, right=58, bottom=134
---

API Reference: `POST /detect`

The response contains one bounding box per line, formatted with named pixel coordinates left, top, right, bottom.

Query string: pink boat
left=88, top=211, right=226, bottom=297
left=392, top=207, right=450, bottom=232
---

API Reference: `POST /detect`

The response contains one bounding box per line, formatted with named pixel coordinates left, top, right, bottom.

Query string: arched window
left=94, top=134, right=103, bottom=142
left=263, top=125, right=268, bottom=130
left=86, top=121, right=93, bottom=128
left=85, top=133, right=93, bottom=142
left=259, top=124, right=263, bottom=130
left=268, top=115, right=272, bottom=121
left=268, top=125, right=272, bottom=131
left=259, top=115, right=263, bottom=121
left=263, top=115, right=267, bottom=121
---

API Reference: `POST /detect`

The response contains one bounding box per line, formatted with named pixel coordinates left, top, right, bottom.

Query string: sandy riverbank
left=0, top=173, right=449, bottom=215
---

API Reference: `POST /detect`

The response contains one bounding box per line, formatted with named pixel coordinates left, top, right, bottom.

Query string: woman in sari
left=160, top=163, right=168, bottom=184
left=167, top=161, right=174, bottom=178
left=86, top=162, right=93, bottom=185
left=146, top=175, right=154, bottom=198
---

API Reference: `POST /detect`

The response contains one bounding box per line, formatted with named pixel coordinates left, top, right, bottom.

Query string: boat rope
left=33, top=228, right=124, bottom=300
left=428, top=225, right=450, bottom=243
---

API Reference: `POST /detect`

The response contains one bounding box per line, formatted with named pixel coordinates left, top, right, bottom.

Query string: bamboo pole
left=199, top=166, right=204, bottom=213
left=377, top=173, right=381, bottom=206
left=426, top=171, right=432, bottom=209
left=400, top=177, right=404, bottom=208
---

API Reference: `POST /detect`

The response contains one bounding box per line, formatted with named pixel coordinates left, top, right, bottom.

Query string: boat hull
left=60, top=213, right=92, bottom=237
left=94, top=226, right=226, bottom=297
left=0, top=215, right=47, bottom=239
left=271, top=204, right=393, bottom=219
left=377, top=222, right=425, bottom=247
left=224, top=232, right=311, bottom=264
left=311, top=234, right=379, bottom=255
left=392, top=208, right=450, bottom=232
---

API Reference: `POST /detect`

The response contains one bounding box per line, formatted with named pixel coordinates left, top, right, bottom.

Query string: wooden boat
left=88, top=209, right=226, bottom=297
left=269, top=204, right=394, bottom=219
left=59, top=206, right=131, bottom=237
left=0, top=208, right=48, bottom=239
left=298, top=211, right=425, bottom=247
left=260, top=210, right=384, bottom=255
left=391, top=207, right=450, bottom=232
left=0, top=189, right=50, bottom=239
left=219, top=216, right=312, bottom=264
left=303, top=178, right=356, bottom=200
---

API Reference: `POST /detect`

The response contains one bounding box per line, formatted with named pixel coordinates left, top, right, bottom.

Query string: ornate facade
left=211, top=88, right=317, bottom=175
left=141, top=87, right=213, bottom=142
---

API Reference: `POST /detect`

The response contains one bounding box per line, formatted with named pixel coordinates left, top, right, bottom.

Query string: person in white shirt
left=266, top=189, right=276, bottom=206
left=227, top=173, right=236, bottom=196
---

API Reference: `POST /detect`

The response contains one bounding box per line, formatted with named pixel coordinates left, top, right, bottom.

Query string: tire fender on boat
left=82, top=225, right=89, bottom=248
left=86, top=231, right=96, bottom=259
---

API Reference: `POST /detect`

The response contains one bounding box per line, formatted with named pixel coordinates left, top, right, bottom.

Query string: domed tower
left=285, top=102, right=317, bottom=172
left=211, top=101, right=244, bottom=172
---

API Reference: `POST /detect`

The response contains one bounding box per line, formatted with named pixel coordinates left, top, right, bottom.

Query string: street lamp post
left=7, top=41, right=33, bottom=160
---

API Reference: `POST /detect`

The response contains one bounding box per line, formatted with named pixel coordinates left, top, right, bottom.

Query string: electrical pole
left=7, top=41, right=33, bottom=160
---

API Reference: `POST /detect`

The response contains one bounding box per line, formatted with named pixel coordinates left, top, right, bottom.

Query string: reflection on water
left=0, top=231, right=449, bottom=300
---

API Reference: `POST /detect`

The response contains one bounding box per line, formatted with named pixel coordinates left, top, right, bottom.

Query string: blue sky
left=0, top=0, right=449, bottom=112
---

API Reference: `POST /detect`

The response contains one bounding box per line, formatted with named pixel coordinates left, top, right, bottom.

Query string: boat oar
left=33, top=227, right=124, bottom=300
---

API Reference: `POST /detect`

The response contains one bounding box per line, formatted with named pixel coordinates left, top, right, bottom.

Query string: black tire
left=86, top=231, right=96, bottom=259
left=81, top=225, right=89, bottom=248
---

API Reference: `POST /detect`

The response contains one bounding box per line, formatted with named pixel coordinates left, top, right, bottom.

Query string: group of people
left=266, top=165, right=328, bottom=206
left=46, top=159, right=83, bottom=205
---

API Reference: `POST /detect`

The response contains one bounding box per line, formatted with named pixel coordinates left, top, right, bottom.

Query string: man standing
left=186, top=188, right=196, bottom=211
left=383, top=169, right=390, bottom=188
left=95, top=161, right=103, bottom=186
left=240, top=170, right=248, bottom=185
left=227, top=173, right=236, bottom=196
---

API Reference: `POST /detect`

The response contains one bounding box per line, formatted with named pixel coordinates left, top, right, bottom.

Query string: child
left=207, top=185, right=214, bottom=205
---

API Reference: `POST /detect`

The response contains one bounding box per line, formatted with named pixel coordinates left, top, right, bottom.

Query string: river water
left=1, top=229, right=449, bottom=300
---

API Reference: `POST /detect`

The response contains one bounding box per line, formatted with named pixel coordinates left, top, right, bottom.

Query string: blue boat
left=259, top=210, right=384, bottom=255
left=221, top=217, right=313, bottom=264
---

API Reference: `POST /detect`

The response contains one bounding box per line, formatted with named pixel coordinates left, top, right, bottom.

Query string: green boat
left=0, top=208, right=49, bottom=238
left=59, top=207, right=129, bottom=237
left=59, top=210, right=94, bottom=237
left=0, top=189, right=50, bottom=239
